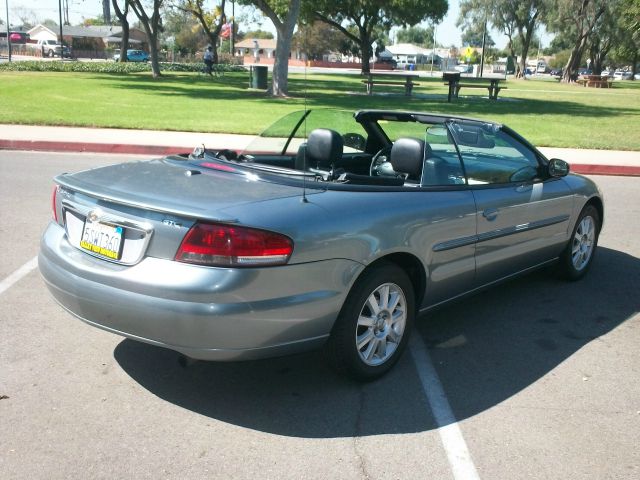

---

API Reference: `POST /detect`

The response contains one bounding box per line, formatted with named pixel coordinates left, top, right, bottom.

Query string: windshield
left=243, top=110, right=367, bottom=156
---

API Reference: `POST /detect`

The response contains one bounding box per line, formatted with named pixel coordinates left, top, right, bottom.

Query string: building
left=386, top=43, right=457, bottom=69
left=235, top=38, right=277, bottom=63
left=27, top=24, right=148, bottom=58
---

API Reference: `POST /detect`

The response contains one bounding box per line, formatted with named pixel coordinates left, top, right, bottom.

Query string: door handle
left=483, top=208, right=498, bottom=221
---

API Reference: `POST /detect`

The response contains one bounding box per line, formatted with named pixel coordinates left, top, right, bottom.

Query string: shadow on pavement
left=114, top=247, right=638, bottom=438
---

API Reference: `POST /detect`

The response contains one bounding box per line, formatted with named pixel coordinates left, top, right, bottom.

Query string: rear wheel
left=47, top=49, right=54, bottom=58
left=559, top=204, right=600, bottom=280
left=325, top=263, right=415, bottom=380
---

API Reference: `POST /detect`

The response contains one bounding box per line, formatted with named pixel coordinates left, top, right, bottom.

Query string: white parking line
left=410, top=334, right=481, bottom=480
left=0, top=257, right=38, bottom=296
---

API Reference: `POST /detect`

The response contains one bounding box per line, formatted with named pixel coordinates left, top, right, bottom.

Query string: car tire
left=47, top=49, right=54, bottom=58
left=325, top=262, right=415, bottom=381
left=558, top=204, right=600, bottom=281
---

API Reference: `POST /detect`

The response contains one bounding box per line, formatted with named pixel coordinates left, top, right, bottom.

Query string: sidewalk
left=1, top=123, right=638, bottom=176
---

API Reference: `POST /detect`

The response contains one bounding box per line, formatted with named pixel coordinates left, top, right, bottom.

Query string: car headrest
left=306, top=129, right=343, bottom=169
left=390, top=138, right=426, bottom=178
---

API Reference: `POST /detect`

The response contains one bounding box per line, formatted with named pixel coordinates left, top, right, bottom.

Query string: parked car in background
left=32, top=39, right=71, bottom=58
left=0, top=31, right=30, bottom=43
left=549, top=68, right=563, bottom=77
left=375, top=57, right=397, bottom=69
left=613, top=70, right=633, bottom=80
left=40, top=108, right=604, bottom=380
left=454, top=64, right=473, bottom=74
left=113, top=49, right=149, bottom=62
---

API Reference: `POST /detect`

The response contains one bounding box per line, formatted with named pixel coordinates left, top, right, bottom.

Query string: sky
left=3, top=0, right=546, bottom=50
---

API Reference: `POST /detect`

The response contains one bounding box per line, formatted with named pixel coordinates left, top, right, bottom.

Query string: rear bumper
left=39, top=222, right=361, bottom=360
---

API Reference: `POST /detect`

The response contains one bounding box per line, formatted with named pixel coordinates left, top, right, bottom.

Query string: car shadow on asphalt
left=114, top=246, right=639, bottom=438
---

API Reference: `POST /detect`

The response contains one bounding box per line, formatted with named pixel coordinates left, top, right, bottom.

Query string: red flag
left=220, top=23, right=231, bottom=39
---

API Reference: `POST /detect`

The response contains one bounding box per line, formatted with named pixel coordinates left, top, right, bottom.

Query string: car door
left=449, top=121, right=574, bottom=286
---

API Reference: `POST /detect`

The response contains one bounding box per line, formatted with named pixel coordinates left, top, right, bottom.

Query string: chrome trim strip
left=62, top=201, right=154, bottom=266
left=433, top=235, right=478, bottom=252
left=432, top=215, right=569, bottom=252
left=477, top=215, right=570, bottom=243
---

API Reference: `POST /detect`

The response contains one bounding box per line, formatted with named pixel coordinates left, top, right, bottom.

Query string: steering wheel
left=369, top=145, right=393, bottom=176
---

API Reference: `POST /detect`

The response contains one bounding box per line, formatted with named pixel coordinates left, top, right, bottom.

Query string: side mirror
left=548, top=158, right=570, bottom=177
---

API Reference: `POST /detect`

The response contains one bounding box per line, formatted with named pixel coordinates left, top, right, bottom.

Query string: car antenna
left=301, top=28, right=309, bottom=204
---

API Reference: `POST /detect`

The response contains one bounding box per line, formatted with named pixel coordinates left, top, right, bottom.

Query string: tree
left=129, top=0, right=164, bottom=77
left=396, top=25, right=435, bottom=46
left=176, top=0, right=227, bottom=63
left=295, top=21, right=344, bottom=60
left=11, top=6, right=37, bottom=28
left=546, top=0, right=606, bottom=82
left=112, top=0, right=130, bottom=62
left=586, top=1, right=623, bottom=74
left=610, top=0, right=640, bottom=78
left=242, top=29, right=274, bottom=39
left=460, top=23, right=495, bottom=48
left=240, top=0, right=302, bottom=97
left=311, top=0, right=448, bottom=74
left=459, top=0, right=547, bottom=78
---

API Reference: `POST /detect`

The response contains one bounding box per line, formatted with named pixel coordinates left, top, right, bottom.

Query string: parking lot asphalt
left=0, top=123, right=639, bottom=177
left=1, top=150, right=639, bottom=479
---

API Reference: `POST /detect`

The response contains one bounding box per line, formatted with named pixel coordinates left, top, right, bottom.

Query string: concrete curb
left=1, top=139, right=639, bottom=177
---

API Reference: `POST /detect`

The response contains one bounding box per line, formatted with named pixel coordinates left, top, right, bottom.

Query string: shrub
left=0, top=60, right=245, bottom=74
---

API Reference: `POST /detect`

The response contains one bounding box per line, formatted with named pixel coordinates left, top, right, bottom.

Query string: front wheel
left=325, top=263, right=415, bottom=380
left=558, top=204, right=600, bottom=280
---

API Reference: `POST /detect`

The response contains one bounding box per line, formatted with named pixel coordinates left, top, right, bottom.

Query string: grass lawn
left=0, top=70, right=639, bottom=150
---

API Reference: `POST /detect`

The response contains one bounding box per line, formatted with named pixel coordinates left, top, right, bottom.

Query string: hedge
left=0, top=60, right=245, bottom=74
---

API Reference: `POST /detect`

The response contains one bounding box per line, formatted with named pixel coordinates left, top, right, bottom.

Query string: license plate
left=80, top=219, right=124, bottom=260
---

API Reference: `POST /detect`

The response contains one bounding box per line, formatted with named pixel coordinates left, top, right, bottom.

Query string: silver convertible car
left=39, top=109, right=603, bottom=379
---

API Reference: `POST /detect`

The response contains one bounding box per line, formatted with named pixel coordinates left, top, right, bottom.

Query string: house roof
left=27, top=24, right=137, bottom=39
left=387, top=43, right=431, bottom=56
left=236, top=38, right=277, bottom=50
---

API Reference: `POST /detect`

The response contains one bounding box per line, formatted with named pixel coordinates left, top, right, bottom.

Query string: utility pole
left=103, top=0, right=111, bottom=25
left=430, top=23, right=436, bottom=75
left=230, top=0, right=235, bottom=56
left=5, top=0, right=11, bottom=62
left=479, top=14, right=487, bottom=77
left=58, top=0, right=63, bottom=56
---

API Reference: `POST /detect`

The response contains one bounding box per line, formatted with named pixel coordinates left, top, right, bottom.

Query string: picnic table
left=362, top=73, right=420, bottom=96
left=443, top=72, right=506, bottom=101
left=576, top=74, right=612, bottom=88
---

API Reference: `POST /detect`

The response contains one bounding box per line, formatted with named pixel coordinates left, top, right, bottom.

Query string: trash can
left=250, top=65, right=268, bottom=90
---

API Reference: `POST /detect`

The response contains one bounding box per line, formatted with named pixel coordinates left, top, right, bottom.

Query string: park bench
left=362, top=73, right=420, bottom=96
left=444, top=76, right=506, bottom=101
left=577, top=75, right=612, bottom=88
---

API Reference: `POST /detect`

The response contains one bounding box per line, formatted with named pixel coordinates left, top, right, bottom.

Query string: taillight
left=51, top=185, right=59, bottom=222
left=175, top=222, right=293, bottom=267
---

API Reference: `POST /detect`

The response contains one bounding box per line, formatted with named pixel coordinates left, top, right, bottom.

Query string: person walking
left=203, top=45, right=214, bottom=76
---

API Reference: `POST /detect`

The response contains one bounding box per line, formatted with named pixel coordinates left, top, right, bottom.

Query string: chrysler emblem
left=87, top=210, right=101, bottom=222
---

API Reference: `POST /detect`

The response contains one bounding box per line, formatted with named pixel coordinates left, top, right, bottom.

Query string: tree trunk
left=561, top=36, right=587, bottom=82
left=112, top=0, right=129, bottom=63
left=255, top=0, right=300, bottom=97
left=130, top=0, right=162, bottom=78
left=147, top=35, right=161, bottom=77
left=272, top=22, right=295, bottom=96
left=360, top=35, right=372, bottom=75
left=119, top=24, right=130, bottom=62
